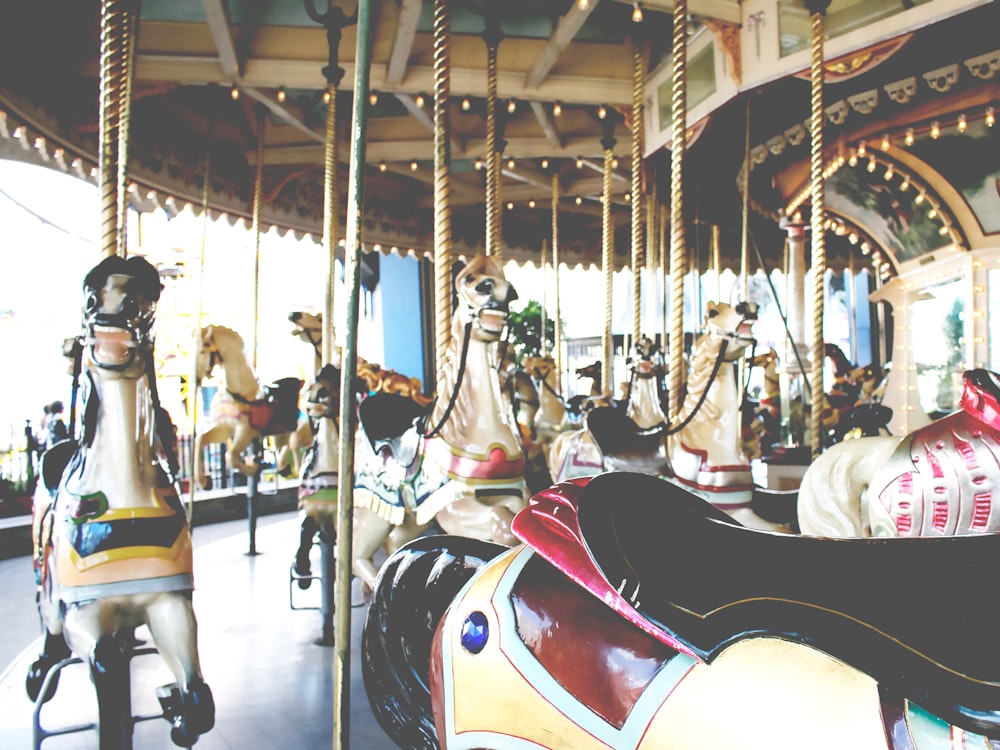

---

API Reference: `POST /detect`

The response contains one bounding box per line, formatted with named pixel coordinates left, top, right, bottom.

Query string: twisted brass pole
left=251, top=105, right=266, bottom=372
left=602, top=142, right=615, bottom=399
left=484, top=28, right=501, bottom=260
left=807, top=0, right=830, bottom=458
left=322, top=85, right=339, bottom=368
left=98, top=0, right=127, bottom=258
left=660, top=202, right=667, bottom=361
left=668, top=0, right=688, bottom=418
left=433, top=0, right=453, bottom=381
left=552, top=173, right=563, bottom=387
left=116, top=1, right=137, bottom=258
left=630, top=41, right=644, bottom=346
left=711, top=224, right=721, bottom=301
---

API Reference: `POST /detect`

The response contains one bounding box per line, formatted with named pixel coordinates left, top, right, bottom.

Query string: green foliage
left=507, top=300, right=556, bottom=363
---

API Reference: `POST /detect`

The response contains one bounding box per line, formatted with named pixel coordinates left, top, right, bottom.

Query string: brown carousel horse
left=28, top=255, right=214, bottom=747
left=363, top=471, right=1000, bottom=750
left=798, top=368, right=1000, bottom=538
left=191, top=324, right=303, bottom=489
left=741, top=346, right=780, bottom=459
left=352, top=255, right=527, bottom=591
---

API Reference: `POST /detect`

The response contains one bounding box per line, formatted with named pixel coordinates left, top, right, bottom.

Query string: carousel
left=1, top=0, right=1000, bottom=748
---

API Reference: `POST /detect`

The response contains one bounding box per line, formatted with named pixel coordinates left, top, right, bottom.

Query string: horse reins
left=422, top=321, right=472, bottom=439
left=661, top=338, right=730, bottom=437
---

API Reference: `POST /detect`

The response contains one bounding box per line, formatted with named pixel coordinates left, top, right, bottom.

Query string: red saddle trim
left=424, top=439, right=525, bottom=480
left=511, top=479, right=699, bottom=658
left=960, top=373, right=1000, bottom=431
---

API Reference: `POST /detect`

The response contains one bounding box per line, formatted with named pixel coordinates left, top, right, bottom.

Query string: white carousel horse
left=192, top=324, right=303, bottom=489
left=521, top=354, right=572, bottom=454
left=28, top=255, right=214, bottom=747
left=364, top=472, right=1000, bottom=750
left=741, top=346, right=781, bottom=460
left=798, top=368, right=1000, bottom=538
left=546, top=338, right=666, bottom=483
left=352, top=254, right=527, bottom=590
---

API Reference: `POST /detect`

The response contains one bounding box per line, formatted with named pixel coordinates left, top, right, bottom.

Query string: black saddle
left=576, top=471, right=1000, bottom=738
left=262, top=377, right=304, bottom=433
left=359, top=392, right=429, bottom=448
left=584, top=406, right=669, bottom=475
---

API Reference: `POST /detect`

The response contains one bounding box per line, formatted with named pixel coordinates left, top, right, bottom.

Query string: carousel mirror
left=912, top=276, right=965, bottom=418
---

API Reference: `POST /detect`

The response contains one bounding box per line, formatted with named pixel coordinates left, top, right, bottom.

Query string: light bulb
left=462, top=97, right=471, bottom=111
left=415, top=94, right=425, bottom=108
left=553, top=102, right=562, bottom=117
left=905, top=128, right=914, bottom=146
left=632, top=2, right=643, bottom=22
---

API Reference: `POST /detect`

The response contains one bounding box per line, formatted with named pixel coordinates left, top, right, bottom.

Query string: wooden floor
left=0, top=512, right=398, bottom=750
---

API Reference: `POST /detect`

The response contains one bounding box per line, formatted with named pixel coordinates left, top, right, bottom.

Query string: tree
left=506, top=300, right=556, bottom=363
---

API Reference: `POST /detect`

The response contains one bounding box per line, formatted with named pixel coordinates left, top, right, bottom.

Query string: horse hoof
left=25, top=659, right=59, bottom=703
left=313, top=635, right=335, bottom=647
left=158, top=679, right=215, bottom=747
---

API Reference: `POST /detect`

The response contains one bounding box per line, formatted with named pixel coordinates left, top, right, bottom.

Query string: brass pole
left=484, top=20, right=502, bottom=260
left=806, top=0, right=830, bottom=458
left=187, top=115, right=213, bottom=522
left=433, top=0, right=453, bottom=381
left=660, top=202, right=667, bottom=361
left=541, top=238, right=548, bottom=354
left=322, top=84, right=340, bottom=368
left=630, top=40, right=644, bottom=344
left=738, top=99, right=751, bottom=398
left=116, top=0, right=137, bottom=257
left=711, top=223, right=721, bottom=301
left=251, top=104, right=266, bottom=372
left=335, top=0, right=373, bottom=746
left=552, top=173, right=563, bottom=388
left=98, top=0, right=127, bottom=258
left=668, top=0, right=688, bottom=418
left=602, top=140, right=616, bottom=399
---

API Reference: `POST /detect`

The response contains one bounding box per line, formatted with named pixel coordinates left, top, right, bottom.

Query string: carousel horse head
left=454, top=254, right=518, bottom=342
left=522, top=354, right=556, bottom=383
left=81, top=254, right=162, bottom=376
left=304, top=363, right=341, bottom=419
left=702, top=300, right=757, bottom=362
left=289, top=310, right=323, bottom=347
left=194, top=324, right=244, bottom=383
left=627, top=336, right=665, bottom=379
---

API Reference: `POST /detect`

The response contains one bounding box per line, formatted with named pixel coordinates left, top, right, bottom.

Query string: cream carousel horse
left=521, top=354, right=572, bottom=456
left=364, top=472, right=1000, bottom=750
left=28, top=255, right=214, bottom=747
left=547, top=338, right=666, bottom=483
left=192, top=325, right=303, bottom=489
left=352, top=255, right=527, bottom=590
left=798, top=368, right=1000, bottom=538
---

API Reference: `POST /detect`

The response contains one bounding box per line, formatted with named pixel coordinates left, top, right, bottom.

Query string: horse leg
left=294, top=514, right=319, bottom=589
left=146, top=594, right=215, bottom=747
left=228, top=425, right=259, bottom=477
left=352, top=509, right=392, bottom=592
left=25, top=629, right=72, bottom=703
left=435, top=495, right=519, bottom=546
left=193, top=424, right=230, bottom=490
left=386, top=513, right=428, bottom=555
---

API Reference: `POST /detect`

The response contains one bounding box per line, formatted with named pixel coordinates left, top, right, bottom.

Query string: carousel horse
left=192, top=324, right=303, bottom=489
left=741, top=347, right=781, bottom=459
left=547, top=337, right=668, bottom=483
left=566, top=360, right=602, bottom=417
left=28, top=255, right=214, bottom=747
left=363, top=471, right=1000, bottom=750
left=798, top=368, right=1000, bottom=538
left=521, top=354, right=572, bottom=454
left=499, top=350, right=541, bottom=441
left=352, top=254, right=527, bottom=591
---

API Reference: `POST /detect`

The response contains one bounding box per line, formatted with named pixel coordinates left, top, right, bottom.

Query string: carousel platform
left=0, top=511, right=396, bottom=749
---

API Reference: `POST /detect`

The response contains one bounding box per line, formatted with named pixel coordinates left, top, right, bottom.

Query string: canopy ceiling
left=0, top=0, right=997, bottom=275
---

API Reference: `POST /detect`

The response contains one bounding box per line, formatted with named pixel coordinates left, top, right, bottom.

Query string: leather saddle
left=515, top=471, right=1000, bottom=739
left=359, top=392, right=429, bottom=453
left=584, top=406, right=670, bottom=475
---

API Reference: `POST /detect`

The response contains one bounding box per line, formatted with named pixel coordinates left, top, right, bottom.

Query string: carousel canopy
left=0, top=0, right=997, bottom=275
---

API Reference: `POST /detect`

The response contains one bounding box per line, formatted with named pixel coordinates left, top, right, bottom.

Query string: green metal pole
left=334, top=1, right=373, bottom=748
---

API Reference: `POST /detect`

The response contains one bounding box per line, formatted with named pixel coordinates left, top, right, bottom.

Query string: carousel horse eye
left=708, top=308, right=720, bottom=318
left=85, top=291, right=99, bottom=313
left=474, top=278, right=495, bottom=295
left=460, top=611, right=489, bottom=654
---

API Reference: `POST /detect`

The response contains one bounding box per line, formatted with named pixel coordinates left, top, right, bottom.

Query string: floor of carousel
left=0, top=512, right=398, bottom=750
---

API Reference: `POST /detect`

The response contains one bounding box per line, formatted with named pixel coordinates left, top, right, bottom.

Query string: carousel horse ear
left=124, top=256, right=163, bottom=302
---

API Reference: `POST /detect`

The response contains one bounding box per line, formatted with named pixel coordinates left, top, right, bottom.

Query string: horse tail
left=362, top=535, right=506, bottom=750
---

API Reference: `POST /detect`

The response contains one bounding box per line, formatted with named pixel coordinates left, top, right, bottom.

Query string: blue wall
left=379, top=252, right=425, bottom=381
